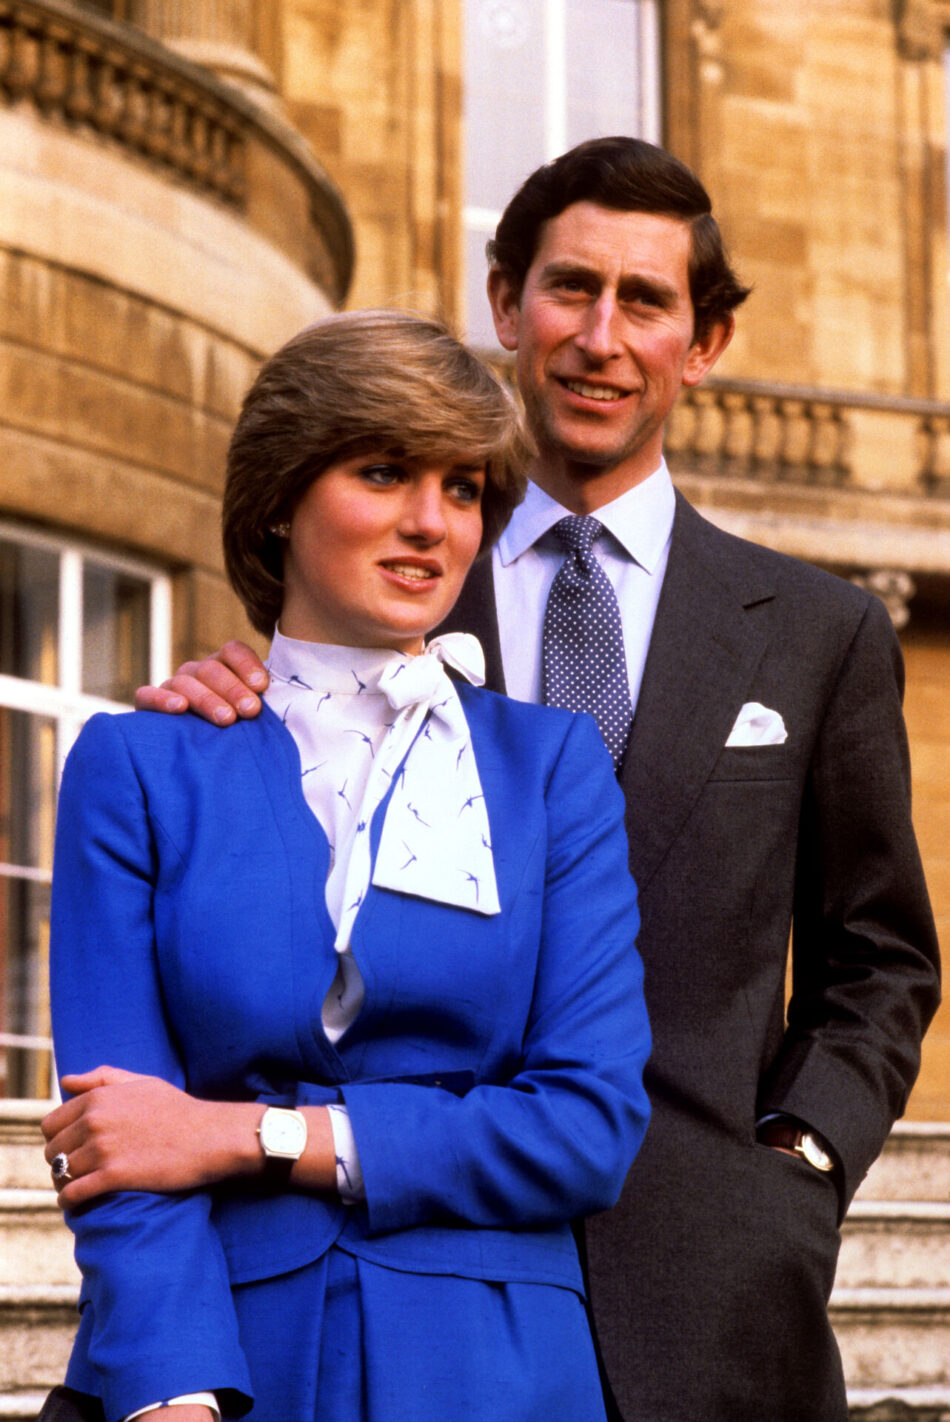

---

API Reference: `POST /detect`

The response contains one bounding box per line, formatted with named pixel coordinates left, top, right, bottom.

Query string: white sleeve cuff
left=123, top=1392, right=220, bottom=1421
left=326, top=1101, right=365, bottom=1202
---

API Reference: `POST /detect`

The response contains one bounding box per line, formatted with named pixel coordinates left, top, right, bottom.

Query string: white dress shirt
left=493, top=459, right=675, bottom=707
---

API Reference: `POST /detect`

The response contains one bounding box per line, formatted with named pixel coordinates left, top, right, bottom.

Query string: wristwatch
left=757, top=1119, right=835, bottom=1173
left=257, top=1106, right=308, bottom=1182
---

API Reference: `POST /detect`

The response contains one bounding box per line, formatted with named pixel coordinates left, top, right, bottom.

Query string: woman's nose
left=400, top=477, right=447, bottom=542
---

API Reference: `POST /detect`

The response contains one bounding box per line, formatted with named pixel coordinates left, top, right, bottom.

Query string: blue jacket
left=51, top=686, right=650, bottom=1421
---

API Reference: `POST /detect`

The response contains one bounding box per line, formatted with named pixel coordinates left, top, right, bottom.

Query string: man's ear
left=682, top=314, right=734, bottom=388
left=487, top=266, right=522, bottom=352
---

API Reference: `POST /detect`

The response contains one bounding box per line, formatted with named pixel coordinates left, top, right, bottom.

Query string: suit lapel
left=434, top=553, right=507, bottom=694
left=441, top=497, right=778, bottom=892
left=621, top=495, right=775, bottom=891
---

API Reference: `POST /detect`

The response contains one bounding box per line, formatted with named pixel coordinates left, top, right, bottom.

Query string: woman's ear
left=487, top=267, right=523, bottom=353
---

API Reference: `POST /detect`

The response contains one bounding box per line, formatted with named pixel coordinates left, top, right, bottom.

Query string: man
left=137, top=139, right=940, bottom=1420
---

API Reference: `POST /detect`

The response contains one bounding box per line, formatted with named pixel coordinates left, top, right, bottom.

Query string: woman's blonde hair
left=223, top=309, right=529, bottom=635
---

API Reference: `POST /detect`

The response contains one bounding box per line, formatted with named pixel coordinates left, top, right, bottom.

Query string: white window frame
left=0, top=521, right=172, bottom=1099
left=462, top=0, right=662, bottom=346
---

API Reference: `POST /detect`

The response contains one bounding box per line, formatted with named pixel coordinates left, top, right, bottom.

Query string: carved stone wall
left=671, top=0, right=949, bottom=405
left=275, top=0, right=463, bottom=321
left=902, top=628, right=950, bottom=1121
left=0, top=1, right=246, bottom=203
left=3, top=0, right=949, bottom=1115
left=0, top=0, right=353, bottom=662
left=129, top=0, right=283, bottom=107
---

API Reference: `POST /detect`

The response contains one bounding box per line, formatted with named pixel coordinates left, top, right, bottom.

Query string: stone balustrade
left=0, top=0, right=353, bottom=301
left=483, top=356, right=950, bottom=585
left=667, top=376, right=950, bottom=499
left=0, top=0, right=245, bottom=203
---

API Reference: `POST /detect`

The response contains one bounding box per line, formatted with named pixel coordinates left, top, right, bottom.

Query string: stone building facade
left=2, top=4, right=950, bottom=1417
left=1, top=0, right=948, bottom=1139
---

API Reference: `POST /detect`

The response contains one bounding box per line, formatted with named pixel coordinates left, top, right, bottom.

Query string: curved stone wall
left=0, top=0, right=353, bottom=658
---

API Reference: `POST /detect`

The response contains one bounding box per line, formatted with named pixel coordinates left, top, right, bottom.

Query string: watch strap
left=757, top=1119, right=834, bottom=1172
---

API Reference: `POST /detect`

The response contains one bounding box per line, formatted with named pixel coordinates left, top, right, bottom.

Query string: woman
left=42, top=310, right=650, bottom=1422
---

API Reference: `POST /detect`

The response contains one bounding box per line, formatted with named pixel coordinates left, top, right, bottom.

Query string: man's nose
left=575, top=294, right=622, bottom=362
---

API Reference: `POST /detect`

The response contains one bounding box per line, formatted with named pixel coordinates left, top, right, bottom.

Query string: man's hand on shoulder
left=134, top=640, right=268, bottom=725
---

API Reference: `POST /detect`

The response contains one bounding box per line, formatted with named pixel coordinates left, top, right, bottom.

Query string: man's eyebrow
left=538, top=261, right=598, bottom=284
left=617, top=275, right=680, bottom=305
left=538, top=261, right=680, bottom=305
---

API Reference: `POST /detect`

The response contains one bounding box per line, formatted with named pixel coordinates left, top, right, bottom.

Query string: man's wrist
left=756, top=1117, right=836, bottom=1173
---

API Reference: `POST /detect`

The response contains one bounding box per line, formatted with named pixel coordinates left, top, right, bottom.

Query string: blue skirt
left=230, top=1244, right=607, bottom=1421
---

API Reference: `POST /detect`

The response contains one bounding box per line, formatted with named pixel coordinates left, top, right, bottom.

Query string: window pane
left=565, top=0, right=648, bottom=141
left=0, top=877, right=52, bottom=1098
left=0, top=707, right=57, bottom=872
left=0, top=708, right=56, bottom=1100
left=464, top=0, right=547, bottom=212
left=0, top=528, right=167, bottom=1101
left=0, top=539, right=59, bottom=684
left=82, top=564, right=151, bottom=701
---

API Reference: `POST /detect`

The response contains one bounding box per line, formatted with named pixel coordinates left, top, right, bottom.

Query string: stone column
left=129, top=0, right=281, bottom=110
left=894, top=0, right=950, bottom=400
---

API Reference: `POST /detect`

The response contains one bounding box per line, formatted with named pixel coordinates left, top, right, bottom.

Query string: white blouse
left=263, top=629, right=498, bottom=1198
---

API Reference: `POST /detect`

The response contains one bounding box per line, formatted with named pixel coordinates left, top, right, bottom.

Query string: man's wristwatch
left=757, top=1119, right=835, bottom=1173
left=257, top=1106, right=308, bottom=1182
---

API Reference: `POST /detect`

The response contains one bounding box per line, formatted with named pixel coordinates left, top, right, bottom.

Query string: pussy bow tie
left=334, top=632, right=500, bottom=953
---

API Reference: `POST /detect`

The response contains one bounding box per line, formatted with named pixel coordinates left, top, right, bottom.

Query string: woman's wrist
left=193, top=1100, right=272, bottom=1184
left=289, top=1106, right=338, bottom=1191
left=198, top=1102, right=337, bottom=1190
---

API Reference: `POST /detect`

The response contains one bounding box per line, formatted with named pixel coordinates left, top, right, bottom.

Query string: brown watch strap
left=757, top=1120, right=803, bottom=1152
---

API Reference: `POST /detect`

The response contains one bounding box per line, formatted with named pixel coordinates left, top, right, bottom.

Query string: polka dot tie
left=541, top=516, right=633, bottom=770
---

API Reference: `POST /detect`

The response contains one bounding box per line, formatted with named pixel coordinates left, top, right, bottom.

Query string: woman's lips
left=379, top=560, right=440, bottom=586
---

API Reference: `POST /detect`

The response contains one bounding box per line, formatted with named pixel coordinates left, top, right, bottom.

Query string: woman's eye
left=360, top=464, right=402, bottom=485
left=449, top=478, right=482, bottom=504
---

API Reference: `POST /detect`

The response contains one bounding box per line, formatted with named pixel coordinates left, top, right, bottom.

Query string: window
left=462, top=0, right=662, bottom=347
left=0, top=524, right=171, bottom=1100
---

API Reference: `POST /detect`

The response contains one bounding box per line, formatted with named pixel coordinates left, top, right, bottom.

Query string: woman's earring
left=269, top=522, right=291, bottom=538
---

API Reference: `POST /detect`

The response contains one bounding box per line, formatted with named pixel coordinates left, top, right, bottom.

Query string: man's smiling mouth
left=563, top=380, right=627, bottom=402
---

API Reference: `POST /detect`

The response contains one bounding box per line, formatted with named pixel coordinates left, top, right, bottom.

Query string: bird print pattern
left=265, top=630, right=500, bottom=1043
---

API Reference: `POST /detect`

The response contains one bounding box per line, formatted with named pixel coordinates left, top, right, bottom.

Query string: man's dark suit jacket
left=441, top=490, right=940, bottom=1422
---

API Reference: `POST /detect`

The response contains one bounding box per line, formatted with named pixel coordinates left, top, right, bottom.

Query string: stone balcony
left=0, top=0, right=354, bottom=659
left=667, top=377, right=950, bottom=593
left=0, top=0, right=353, bottom=307
left=483, top=358, right=950, bottom=604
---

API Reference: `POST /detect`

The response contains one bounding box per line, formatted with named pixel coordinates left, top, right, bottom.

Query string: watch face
left=261, top=1108, right=307, bottom=1159
left=801, top=1133, right=834, bottom=1172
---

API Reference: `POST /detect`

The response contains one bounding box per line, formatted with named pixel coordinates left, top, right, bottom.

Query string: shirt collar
left=267, top=629, right=410, bottom=693
left=496, top=459, right=675, bottom=574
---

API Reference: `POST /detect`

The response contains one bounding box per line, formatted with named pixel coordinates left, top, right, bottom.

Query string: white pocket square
left=725, top=702, right=788, bottom=747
